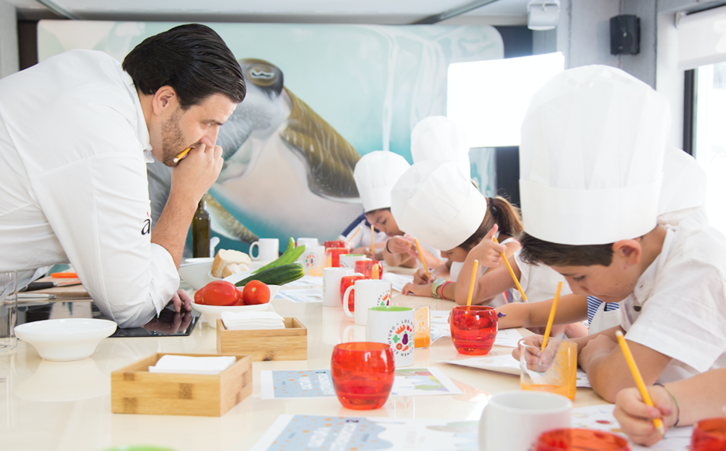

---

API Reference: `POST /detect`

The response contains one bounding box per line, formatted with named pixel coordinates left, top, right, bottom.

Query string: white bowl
left=14, top=319, right=117, bottom=362
left=179, top=261, right=215, bottom=290
left=191, top=285, right=280, bottom=324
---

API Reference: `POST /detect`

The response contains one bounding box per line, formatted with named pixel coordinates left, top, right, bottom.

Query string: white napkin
left=221, top=311, right=286, bottom=331
left=149, top=355, right=236, bottom=375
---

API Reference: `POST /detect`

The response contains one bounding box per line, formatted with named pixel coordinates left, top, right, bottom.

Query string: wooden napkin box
left=111, top=352, right=252, bottom=417
left=216, top=317, right=307, bottom=361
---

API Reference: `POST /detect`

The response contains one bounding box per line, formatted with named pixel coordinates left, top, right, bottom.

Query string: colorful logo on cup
left=387, top=320, right=414, bottom=356
left=305, top=252, right=320, bottom=268
left=378, top=292, right=391, bottom=306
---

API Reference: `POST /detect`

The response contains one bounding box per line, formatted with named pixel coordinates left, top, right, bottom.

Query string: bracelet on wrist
left=385, top=239, right=392, bottom=254
left=654, top=383, right=680, bottom=427
left=431, top=278, right=447, bottom=299
left=439, top=281, right=453, bottom=300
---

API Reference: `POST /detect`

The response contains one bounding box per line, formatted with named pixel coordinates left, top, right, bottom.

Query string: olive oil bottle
left=192, top=196, right=211, bottom=258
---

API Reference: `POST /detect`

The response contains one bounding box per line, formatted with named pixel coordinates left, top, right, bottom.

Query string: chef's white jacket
left=0, top=49, right=179, bottom=328
left=619, top=210, right=726, bottom=382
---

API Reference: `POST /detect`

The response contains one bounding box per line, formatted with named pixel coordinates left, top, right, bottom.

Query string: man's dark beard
left=161, top=109, right=186, bottom=166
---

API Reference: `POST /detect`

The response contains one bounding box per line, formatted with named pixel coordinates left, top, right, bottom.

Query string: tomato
left=233, top=288, right=245, bottom=305
left=194, top=288, right=205, bottom=305
left=200, top=280, right=238, bottom=306
left=242, top=280, right=271, bottom=305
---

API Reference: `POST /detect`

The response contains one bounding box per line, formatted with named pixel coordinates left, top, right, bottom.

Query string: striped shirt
left=586, top=296, right=620, bottom=325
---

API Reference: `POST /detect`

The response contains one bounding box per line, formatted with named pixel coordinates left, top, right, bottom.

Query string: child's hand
left=402, top=282, right=432, bottom=297
left=613, top=386, right=675, bottom=446
left=469, top=225, right=506, bottom=267
left=511, top=334, right=544, bottom=361
left=579, top=334, right=617, bottom=372
left=386, top=236, right=414, bottom=255
left=413, top=268, right=431, bottom=284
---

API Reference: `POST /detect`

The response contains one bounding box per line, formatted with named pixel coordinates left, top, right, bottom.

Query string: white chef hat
left=657, top=146, right=707, bottom=226
left=391, top=159, right=487, bottom=251
left=519, top=65, right=670, bottom=245
left=354, top=151, right=411, bottom=213
left=411, top=116, right=471, bottom=178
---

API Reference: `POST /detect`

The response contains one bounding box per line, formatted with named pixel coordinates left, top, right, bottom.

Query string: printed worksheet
left=283, top=275, right=324, bottom=289
left=276, top=289, right=324, bottom=303
left=260, top=367, right=462, bottom=400
left=381, top=272, right=414, bottom=293
left=445, top=354, right=592, bottom=388
left=571, top=404, right=691, bottom=451
left=250, top=415, right=479, bottom=451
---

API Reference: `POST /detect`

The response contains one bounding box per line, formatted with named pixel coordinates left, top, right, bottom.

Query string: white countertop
left=0, top=287, right=608, bottom=451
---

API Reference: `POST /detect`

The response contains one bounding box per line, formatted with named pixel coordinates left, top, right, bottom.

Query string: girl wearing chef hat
left=514, top=65, right=726, bottom=403
left=391, top=158, right=525, bottom=307
left=352, top=151, right=443, bottom=269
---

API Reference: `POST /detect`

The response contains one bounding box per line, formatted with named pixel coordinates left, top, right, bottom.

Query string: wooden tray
left=111, top=353, right=252, bottom=417
left=216, top=318, right=307, bottom=361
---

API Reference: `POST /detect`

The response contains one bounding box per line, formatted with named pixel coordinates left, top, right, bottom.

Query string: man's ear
left=612, top=239, right=642, bottom=266
left=151, top=86, right=178, bottom=115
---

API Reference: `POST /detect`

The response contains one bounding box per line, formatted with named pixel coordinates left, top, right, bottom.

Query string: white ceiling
left=7, top=0, right=531, bottom=24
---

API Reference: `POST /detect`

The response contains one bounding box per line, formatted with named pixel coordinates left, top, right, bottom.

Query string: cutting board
left=28, top=275, right=91, bottom=299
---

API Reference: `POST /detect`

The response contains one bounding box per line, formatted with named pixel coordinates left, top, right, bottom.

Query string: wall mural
left=38, top=21, right=503, bottom=253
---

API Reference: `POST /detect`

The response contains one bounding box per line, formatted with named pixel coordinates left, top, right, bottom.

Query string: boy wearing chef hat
left=352, top=151, right=442, bottom=269
left=515, top=65, right=726, bottom=402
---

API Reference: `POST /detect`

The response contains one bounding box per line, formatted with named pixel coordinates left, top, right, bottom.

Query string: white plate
left=14, top=318, right=117, bottom=362
left=191, top=285, right=280, bottom=324
left=178, top=261, right=215, bottom=290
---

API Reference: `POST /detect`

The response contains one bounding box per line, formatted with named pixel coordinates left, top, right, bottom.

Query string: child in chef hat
left=513, top=65, right=726, bottom=402
left=352, top=151, right=442, bottom=269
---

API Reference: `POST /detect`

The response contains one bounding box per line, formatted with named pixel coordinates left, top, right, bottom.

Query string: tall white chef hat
left=519, top=65, right=670, bottom=245
left=354, top=151, right=411, bottom=213
left=391, top=159, right=487, bottom=251
left=658, top=146, right=707, bottom=227
left=411, top=116, right=471, bottom=178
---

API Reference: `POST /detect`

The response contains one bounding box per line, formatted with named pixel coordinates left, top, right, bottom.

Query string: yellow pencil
left=173, top=147, right=192, bottom=164
left=347, top=226, right=362, bottom=243
left=541, top=281, right=563, bottom=350
left=371, top=224, right=375, bottom=257
left=616, top=330, right=665, bottom=435
left=466, top=260, right=479, bottom=307
left=493, top=236, right=527, bottom=302
left=414, top=238, right=431, bottom=280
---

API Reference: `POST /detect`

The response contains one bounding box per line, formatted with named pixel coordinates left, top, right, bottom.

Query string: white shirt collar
left=119, top=67, right=154, bottom=164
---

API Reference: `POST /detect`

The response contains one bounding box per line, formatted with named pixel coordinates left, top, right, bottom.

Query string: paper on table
left=251, top=414, right=479, bottom=451
left=149, top=355, right=236, bottom=375
left=431, top=310, right=450, bottom=324
left=283, top=275, right=323, bottom=289
left=277, top=289, right=324, bottom=303
left=381, top=272, right=414, bottom=293
left=571, top=404, right=691, bottom=451
left=493, top=329, right=522, bottom=347
left=260, top=367, right=462, bottom=400
left=445, top=354, right=592, bottom=388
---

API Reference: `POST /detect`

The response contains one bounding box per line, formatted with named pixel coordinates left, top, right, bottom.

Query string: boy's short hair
left=519, top=232, right=614, bottom=267
left=122, top=23, right=246, bottom=109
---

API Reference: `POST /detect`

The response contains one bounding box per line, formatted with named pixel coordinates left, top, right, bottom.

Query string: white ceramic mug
left=249, top=238, right=279, bottom=262
left=366, top=306, right=415, bottom=367
left=304, top=245, right=326, bottom=276
left=478, top=391, right=572, bottom=451
left=343, top=279, right=391, bottom=326
left=322, top=267, right=354, bottom=307
left=339, top=254, right=366, bottom=269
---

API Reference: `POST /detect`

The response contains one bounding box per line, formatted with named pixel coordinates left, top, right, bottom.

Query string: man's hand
left=170, top=289, right=192, bottom=313
left=614, top=386, right=675, bottom=446
left=170, top=140, right=224, bottom=202
left=413, top=268, right=431, bottom=285
left=579, top=334, right=617, bottom=372
left=402, top=282, right=433, bottom=297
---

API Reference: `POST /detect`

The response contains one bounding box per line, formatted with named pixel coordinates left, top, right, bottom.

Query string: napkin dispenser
left=111, top=352, right=252, bottom=417
left=216, top=318, right=307, bottom=361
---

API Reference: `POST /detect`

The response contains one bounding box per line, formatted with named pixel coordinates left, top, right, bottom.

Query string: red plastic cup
left=331, top=342, right=395, bottom=410
left=340, top=275, right=365, bottom=312
left=692, top=418, right=726, bottom=451
left=326, top=248, right=349, bottom=268
left=450, top=305, right=498, bottom=355
left=355, top=259, right=383, bottom=279
left=534, top=429, right=630, bottom=450
left=325, top=240, right=348, bottom=249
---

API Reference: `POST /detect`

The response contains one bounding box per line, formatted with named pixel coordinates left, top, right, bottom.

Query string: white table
left=0, top=286, right=608, bottom=451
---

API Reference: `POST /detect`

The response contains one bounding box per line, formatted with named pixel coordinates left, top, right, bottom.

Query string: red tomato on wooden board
left=242, top=281, right=271, bottom=305
left=200, top=281, right=238, bottom=306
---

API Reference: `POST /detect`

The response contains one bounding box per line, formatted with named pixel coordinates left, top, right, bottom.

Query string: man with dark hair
left=513, top=65, right=726, bottom=407
left=0, top=24, right=245, bottom=327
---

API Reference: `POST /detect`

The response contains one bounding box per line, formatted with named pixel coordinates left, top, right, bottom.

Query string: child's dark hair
left=123, top=23, right=246, bottom=109
left=459, top=196, right=523, bottom=250
left=519, top=232, right=614, bottom=267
